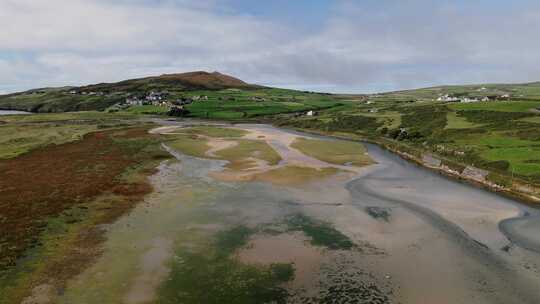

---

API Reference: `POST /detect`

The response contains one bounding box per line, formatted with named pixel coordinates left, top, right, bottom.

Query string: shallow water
left=0, top=110, right=31, bottom=115
left=53, top=122, right=540, bottom=304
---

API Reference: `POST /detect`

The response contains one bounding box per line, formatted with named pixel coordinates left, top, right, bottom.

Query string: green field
left=182, top=89, right=341, bottom=119
left=445, top=111, right=482, bottom=129
left=123, top=105, right=169, bottom=114
left=0, top=112, right=140, bottom=159
left=449, top=101, right=540, bottom=112
left=481, top=147, right=540, bottom=175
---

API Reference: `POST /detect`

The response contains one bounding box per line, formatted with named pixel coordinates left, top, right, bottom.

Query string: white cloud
left=1, top=0, right=540, bottom=93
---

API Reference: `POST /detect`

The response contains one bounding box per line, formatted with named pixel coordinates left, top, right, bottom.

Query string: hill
left=0, top=71, right=260, bottom=113
left=371, top=81, right=540, bottom=103
left=80, top=71, right=258, bottom=92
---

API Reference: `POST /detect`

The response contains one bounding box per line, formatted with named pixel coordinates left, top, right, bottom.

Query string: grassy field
left=481, top=147, right=540, bottom=175
left=182, top=89, right=342, bottom=119
left=0, top=112, right=141, bottom=159
left=520, top=116, right=540, bottom=124
left=449, top=101, right=540, bottom=112
left=123, top=105, right=169, bottom=114
left=0, top=123, right=97, bottom=159
left=445, top=111, right=482, bottom=129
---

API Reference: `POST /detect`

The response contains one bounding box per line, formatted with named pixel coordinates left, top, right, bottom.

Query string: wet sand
left=50, top=122, right=540, bottom=304
left=342, top=143, right=540, bottom=303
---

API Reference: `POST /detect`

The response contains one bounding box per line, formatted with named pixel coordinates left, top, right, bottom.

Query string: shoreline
left=272, top=125, right=540, bottom=208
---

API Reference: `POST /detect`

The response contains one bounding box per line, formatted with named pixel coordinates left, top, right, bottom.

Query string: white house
left=126, top=97, right=143, bottom=106
left=461, top=97, right=479, bottom=103
left=437, top=94, right=460, bottom=102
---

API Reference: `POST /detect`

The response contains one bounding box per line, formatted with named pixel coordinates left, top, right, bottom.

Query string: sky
left=1, top=0, right=540, bottom=94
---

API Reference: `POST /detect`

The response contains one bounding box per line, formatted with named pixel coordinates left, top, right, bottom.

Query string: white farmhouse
left=437, top=94, right=460, bottom=102
left=461, top=97, right=479, bottom=103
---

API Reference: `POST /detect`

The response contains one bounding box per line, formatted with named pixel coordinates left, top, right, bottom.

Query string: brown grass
left=0, top=127, right=165, bottom=271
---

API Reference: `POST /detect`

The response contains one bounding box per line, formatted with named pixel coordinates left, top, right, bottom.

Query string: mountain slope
left=80, top=71, right=258, bottom=92
left=0, top=71, right=260, bottom=113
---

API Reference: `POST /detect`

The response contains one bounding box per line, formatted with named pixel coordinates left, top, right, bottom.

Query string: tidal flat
left=12, top=122, right=540, bottom=304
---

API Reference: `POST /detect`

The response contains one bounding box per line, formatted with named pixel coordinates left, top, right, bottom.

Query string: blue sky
left=1, top=0, right=540, bottom=94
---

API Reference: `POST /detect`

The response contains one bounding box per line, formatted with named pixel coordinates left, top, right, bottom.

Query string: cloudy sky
left=1, top=0, right=540, bottom=94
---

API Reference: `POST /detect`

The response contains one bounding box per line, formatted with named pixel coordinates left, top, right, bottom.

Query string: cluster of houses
left=67, top=90, right=105, bottom=96
left=124, top=92, right=210, bottom=107
left=436, top=94, right=511, bottom=103
left=249, top=96, right=267, bottom=102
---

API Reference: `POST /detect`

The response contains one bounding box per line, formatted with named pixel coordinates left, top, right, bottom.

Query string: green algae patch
left=158, top=226, right=294, bottom=304
left=291, top=138, right=373, bottom=167
left=167, top=134, right=212, bottom=158
left=285, top=214, right=355, bottom=250
left=215, top=225, right=254, bottom=255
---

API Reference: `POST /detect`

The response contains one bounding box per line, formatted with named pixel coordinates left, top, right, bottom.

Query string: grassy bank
left=0, top=113, right=171, bottom=303
left=272, top=92, right=540, bottom=202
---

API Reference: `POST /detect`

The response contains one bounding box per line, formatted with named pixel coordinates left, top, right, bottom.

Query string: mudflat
left=4, top=121, right=540, bottom=304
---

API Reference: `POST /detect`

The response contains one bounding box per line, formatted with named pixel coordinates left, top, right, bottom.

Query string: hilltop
left=79, top=71, right=258, bottom=92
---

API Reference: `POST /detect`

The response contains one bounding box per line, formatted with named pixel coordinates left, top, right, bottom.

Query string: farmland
left=276, top=84, right=540, bottom=188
